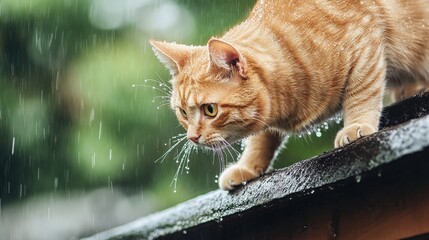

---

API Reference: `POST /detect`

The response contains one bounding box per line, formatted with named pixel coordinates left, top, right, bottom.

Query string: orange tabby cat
left=150, top=0, right=429, bottom=190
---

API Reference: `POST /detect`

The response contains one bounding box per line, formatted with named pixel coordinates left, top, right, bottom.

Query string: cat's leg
left=390, top=81, right=429, bottom=102
left=335, top=54, right=386, bottom=148
left=219, top=131, right=283, bottom=190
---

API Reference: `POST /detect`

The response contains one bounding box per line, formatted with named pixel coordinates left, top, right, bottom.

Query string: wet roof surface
left=84, top=92, right=429, bottom=240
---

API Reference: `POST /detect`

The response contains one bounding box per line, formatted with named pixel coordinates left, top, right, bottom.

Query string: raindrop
left=335, top=117, right=342, bottom=124
left=98, top=121, right=103, bottom=140
left=11, top=137, right=15, bottom=155
left=54, top=177, right=58, bottom=190
left=55, top=71, right=59, bottom=90
left=310, top=190, right=315, bottom=194
left=109, top=149, right=112, bottom=160
left=89, top=108, right=95, bottom=126
left=240, top=140, right=246, bottom=151
left=183, top=230, right=187, bottom=234
left=307, top=131, right=311, bottom=135
left=315, top=131, right=322, bottom=137
left=355, top=175, right=361, bottom=183
left=92, top=153, right=96, bottom=168
left=323, top=122, right=329, bottom=128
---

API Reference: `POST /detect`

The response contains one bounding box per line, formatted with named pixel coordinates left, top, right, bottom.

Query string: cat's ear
left=208, top=38, right=247, bottom=78
left=149, top=40, right=190, bottom=76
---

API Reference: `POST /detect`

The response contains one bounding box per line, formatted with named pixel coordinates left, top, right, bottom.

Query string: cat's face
left=150, top=39, right=270, bottom=148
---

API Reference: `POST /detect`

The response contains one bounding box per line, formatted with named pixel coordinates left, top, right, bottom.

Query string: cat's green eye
left=179, top=108, right=187, bottom=119
left=203, top=104, right=218, bottom=117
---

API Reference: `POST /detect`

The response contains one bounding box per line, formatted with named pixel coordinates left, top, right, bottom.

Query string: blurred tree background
left=0, top=0, right=339, bottom=237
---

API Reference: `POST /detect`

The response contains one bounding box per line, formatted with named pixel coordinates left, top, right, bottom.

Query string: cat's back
left=378, top=0, right=429, bottom=82
left=250, top=0, right=429, bottom=81
left=250, top=0, right=369, bottom=23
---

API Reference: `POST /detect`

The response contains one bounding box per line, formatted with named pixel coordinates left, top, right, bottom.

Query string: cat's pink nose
left=188, top=135, right=200, bottom=144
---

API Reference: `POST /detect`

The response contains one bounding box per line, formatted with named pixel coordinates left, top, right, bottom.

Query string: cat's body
left=150, top=0, right=429, bottom=190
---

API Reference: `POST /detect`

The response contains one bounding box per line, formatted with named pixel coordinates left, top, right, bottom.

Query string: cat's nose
left=188, top=135, right=200, bottom=144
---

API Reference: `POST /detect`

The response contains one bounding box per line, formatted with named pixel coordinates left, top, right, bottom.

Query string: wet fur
left=151, top=0, right=429, bottom=190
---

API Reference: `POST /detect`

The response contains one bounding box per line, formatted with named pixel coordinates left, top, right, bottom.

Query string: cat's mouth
left=193, top=138, right=233, bottom=150
left=198, top=135, right=243, bottom=150
left=200, top=142, right=230, bottom=150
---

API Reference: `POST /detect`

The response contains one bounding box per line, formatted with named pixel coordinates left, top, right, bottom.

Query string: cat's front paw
left=219, top=164, right=261, bottom=191
left=335, top=123, right=376, bottom=148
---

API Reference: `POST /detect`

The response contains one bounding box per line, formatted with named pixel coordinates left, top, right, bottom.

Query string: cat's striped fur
left=150, top=0, right=429, bottom=190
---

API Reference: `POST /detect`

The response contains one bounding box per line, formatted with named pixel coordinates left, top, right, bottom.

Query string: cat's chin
left=201, top=142, right=230, bottom=150
left=200, top=136, right=243, bottom=150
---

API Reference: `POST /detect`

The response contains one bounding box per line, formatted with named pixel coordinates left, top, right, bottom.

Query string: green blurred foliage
left=0, top=0, right=339, bottom=210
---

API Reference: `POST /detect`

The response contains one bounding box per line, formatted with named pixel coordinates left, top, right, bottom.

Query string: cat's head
left=150, top=38, right=270, bottom=148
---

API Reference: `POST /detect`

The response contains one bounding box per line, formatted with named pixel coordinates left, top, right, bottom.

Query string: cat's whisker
left=152, top=95, right=170, bottom=102
left=143, top=78, right=173, bottom=94
left=154, top=73, right=173, bottom=92
left=228, top=118, right=247, bottom=128
left=132, top=82, right=171, bottom=93
left=155, top=134, right=187, bottom=163
left=252, top=112, right=273, bottom=122
left=236, top=115, right=270, bottom=129
left=171, top=141, right=194, bottom=191
left=223, top=144, right=237, bottom=164
left=156, top=102, right=172, bottom=109
left=172, top=133, right=187, bottom=142
left=251, top=117, right=270, bottom=128
left=221, top=138, right=241, bottom=156
left=217, top=137, right=241, bottom=161
left=213, top=142, right=226, bottom=172
left=151, top=96, right=171, bottom=109
left=252, top=112, right=273, bottom=120
left=181, top=143, right=194, bottom=175
left=133, top=81, right=172, bottom=97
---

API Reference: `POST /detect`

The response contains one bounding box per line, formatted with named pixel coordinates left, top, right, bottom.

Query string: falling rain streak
left=98, top=121, right=103, bottom=140
left=11, top=137, right=15, bottom=155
